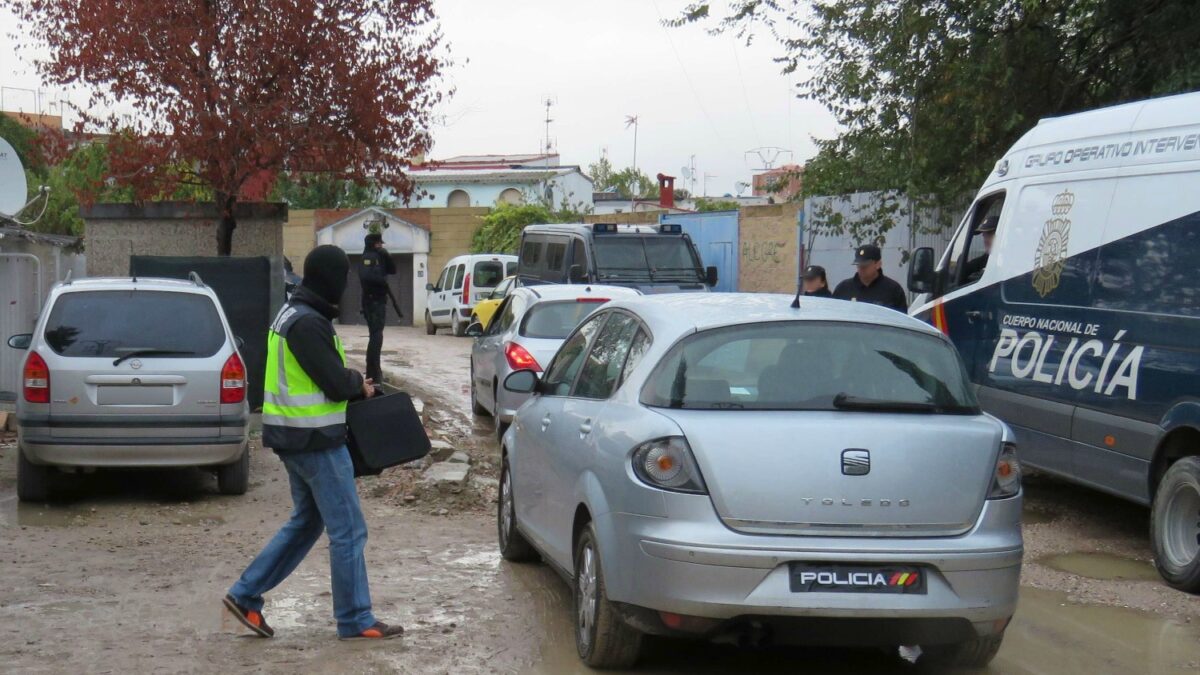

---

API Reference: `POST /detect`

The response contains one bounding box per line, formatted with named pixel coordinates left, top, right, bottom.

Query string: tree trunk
left=215, top=193, right=237, bottom=256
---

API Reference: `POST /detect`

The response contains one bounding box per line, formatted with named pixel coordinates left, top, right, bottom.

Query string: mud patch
left=1022, top=508, right=1057, bottom=525
left=1040, top=551, right=1160, bottom=581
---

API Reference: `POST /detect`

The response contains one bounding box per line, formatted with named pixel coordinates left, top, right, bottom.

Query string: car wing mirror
left=7, top=333, right=32, bottom=350
left=907, top=247, right=936, bottom=294
left=503, top=369, right=539, bottom=394
left=465, top=322, right=484, bottom=337
left=425, top=283, right=436, bottom=292
left=569, top=264, right=588, bottom=283
left=705, top=265, right=719, bottom=287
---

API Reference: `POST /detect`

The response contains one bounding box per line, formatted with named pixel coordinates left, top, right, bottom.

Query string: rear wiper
left=832, top=393, right=971, bottom=414
left=113, top=349, right=196, bottom=366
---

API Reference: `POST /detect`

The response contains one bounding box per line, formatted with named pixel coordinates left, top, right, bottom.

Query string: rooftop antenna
left=735, top=181, right=751, bottom=197
left=542, top=96, right=557, bottom=158
left=625, top=114, right=639, bottom=181
left=680, top=155, right=697, bottom=195
left=745, top=146, right=794, bottom=171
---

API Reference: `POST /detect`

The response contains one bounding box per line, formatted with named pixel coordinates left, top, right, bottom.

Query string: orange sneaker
left=340, top=621, right=404, bottom=641
left=223, top=594, right=275, bottom=638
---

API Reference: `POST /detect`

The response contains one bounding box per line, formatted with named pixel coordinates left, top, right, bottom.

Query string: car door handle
left=965, top=310, right=982, bottom=322
left=579, top=420, right=593, bottom=436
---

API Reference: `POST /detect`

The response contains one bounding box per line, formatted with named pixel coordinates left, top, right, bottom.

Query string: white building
left=398, top=153, right=594, bottom=211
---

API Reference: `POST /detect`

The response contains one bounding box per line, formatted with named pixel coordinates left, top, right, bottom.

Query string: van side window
left=545, top=240, right=568, bottom=274
left=570, top=238, right=588, bottom=273
left=435, top=266, right=450, bottom=291
left=452, top=264, right=466, bottom=290
left=521, top=240, right=543, bottom=271
left=946, top=192, right=1005, bottom=292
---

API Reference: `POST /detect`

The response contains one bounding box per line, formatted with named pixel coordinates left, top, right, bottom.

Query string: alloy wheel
left=500, top=466, right=514, bottom=546
left=576, top=543, right=598, bottom=652
left=1162, top=479, right=1200, bottom=568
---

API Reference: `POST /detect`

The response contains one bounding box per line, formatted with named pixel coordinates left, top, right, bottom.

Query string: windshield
left=641, top=321, right=978, bottom=412
left=473, top=261, right=506, bottom=288
left=520, top=301, right=607, bottom=339
left=44, top=291, right=226, bottom=358
left=593, top=236, right=702, bottom=282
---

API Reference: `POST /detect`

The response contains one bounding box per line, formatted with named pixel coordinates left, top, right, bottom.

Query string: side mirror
left=907, top=247, right=936, bottom=294
left=503, top=369, right=539, bottom=394
left=465, top=322, right=484, bottom=338
left=705, top=266, right=719, bottom=287
left=568, top=264, right=587, bottom=283
left=234, top=336, right=246, bottom=350
left=425, top=283, right=435, bottom=292
left=7, top=333, right=32, bottom=350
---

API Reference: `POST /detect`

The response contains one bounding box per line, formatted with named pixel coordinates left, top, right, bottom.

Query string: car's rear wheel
left=573, top=523, right=642, bottom=669
left=1151, top=456, right=1200, bottom=593
left=425, top=311, right=437, bottom=335
left=497, top=458, right=537, bottom=562
left=217, top=445, right=250, bottom=496
left=470, top=367, right=490, bottom=416
left=922, top=632, right=1005, bottom=669
left=17, top=446, right=53, bottom=502
left=453, top=319, right=467, bottom=337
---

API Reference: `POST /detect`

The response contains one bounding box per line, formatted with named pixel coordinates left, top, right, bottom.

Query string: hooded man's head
left=364, top=232, right=384, bottom=250
left=301, top=245, right=349, bottom=306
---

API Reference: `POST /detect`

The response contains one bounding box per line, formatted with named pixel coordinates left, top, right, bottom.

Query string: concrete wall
left=582, top=210, right=661, bottom=225
left=738, top=203, right=801, bottom=294
left=81, top=202, right=286, bottom=303
left=284, top=209, right=316, bottom=264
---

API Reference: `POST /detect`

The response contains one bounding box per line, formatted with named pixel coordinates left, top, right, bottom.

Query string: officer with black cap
left=962, top=215, right=998, bottom=282
left=358, top=233, right=396, bottom=384
left=832, top=244, right=909, bottom=312
left=801, top=265, right=832, bottom=297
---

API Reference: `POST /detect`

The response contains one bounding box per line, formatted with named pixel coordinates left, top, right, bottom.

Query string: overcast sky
left=0, top=0, right=837, bottom=198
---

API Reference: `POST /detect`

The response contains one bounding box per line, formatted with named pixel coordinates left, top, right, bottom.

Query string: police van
left=517, top=223, right=718, bottom=293
left=907, top=92, right=1200, bottom=592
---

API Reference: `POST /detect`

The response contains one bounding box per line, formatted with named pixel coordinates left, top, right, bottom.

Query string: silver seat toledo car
left=497, top=294, right=1022, bottom=670
left=8, top=277, right=251, bottom=501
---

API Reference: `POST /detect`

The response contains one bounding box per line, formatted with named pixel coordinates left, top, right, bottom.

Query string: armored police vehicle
left=907, top=91, right=1200, bottom=592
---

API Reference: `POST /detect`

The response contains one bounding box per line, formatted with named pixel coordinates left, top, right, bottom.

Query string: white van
left=906, top=91, right=1200, bottom=591
left=425, top=254, right=518, bottom=336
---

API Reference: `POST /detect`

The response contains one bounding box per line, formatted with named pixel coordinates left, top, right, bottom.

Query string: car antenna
left=790, top=281, right=802, bottom=309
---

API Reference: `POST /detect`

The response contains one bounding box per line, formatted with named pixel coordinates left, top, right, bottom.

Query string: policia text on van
left=516, top=223, right=719, bottom=293
left=907, top=91, right=1200, bottom=593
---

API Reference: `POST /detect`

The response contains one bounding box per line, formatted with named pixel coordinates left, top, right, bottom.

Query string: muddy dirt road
left=1, top=326, right=1197, bottom=674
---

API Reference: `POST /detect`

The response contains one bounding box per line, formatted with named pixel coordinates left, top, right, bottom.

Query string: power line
left=729, top=36, right=761, bottom=148
left=649, top=0, right=724, bottom=144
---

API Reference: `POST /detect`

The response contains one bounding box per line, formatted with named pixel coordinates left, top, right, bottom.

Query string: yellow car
left=470, top=275, right=516, bottom=329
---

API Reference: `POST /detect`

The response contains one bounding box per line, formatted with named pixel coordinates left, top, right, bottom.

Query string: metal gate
left=660, top=211, right=740, bottom=292
left=0, top=254, right=41, bottom=401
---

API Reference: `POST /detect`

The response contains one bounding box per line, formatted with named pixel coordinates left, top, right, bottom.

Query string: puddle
left=1040, top=551, right=1160, bottom=581
left=0, top=496, right=92, bottom=528
left=524, top=584, right=1200, bottom=674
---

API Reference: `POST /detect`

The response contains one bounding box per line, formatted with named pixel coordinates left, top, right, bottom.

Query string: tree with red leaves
left=6, top=0, right=446, bottom=254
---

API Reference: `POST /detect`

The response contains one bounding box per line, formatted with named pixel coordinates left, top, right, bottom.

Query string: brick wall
left=284, top=209, right=316, bottom=263
left=738, top=203, right=800, bottom=293
left=582, top=211, right=662, bottom=225
left=428, top=207, right=489, bottom=276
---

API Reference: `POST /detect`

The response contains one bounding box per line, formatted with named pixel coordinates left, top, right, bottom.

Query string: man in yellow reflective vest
left=223, top=245, right=403, bottom=641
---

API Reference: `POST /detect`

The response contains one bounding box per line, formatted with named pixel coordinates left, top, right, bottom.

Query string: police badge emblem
left=1032, top=189, right=1074, bottom=297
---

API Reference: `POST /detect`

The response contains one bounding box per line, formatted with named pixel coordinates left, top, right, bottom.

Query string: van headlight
left=631, top=437, right=708, bottom=494
left=987, top=442, right=1022, bottom=499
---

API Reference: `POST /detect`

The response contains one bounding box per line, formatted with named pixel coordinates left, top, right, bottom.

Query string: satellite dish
left=680, top=167, right=693, bottom=180
left=0, top=136, right=29, bottom=217
left=735, top=181, right=751, bottom=196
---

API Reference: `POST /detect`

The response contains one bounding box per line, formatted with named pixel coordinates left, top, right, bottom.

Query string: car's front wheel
left=1151, top=456, right=1200, bottom=593
left=922, top=632, right=1005, bottom=669
left=453, top=319, right=467, bottom=337
left=497, top=458, right=537, bottom=562
left=573, top=523, right=642, bottom=669
left=217, top=445, right=250, bottom=495
left=17, top=447, right=53, bottom=502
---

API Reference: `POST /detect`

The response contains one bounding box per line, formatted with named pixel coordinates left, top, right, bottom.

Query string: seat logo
left=841, top=449, right=870, bottom=476
left=1032, top=189, right=1073, bottom=297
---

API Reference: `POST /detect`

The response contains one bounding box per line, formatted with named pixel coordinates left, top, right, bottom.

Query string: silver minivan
left=7, top=277, right=251, bottom=501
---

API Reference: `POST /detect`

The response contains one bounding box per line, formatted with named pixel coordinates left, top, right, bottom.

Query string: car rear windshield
left=641, top=321, right=978, bottom=412
left=520, top=300, right=607, bottom=339
left=473, top=261, right=506, bottom=288
left=593, top=236, right=702, bottom=282
left=44, top=290, right=226, bottom=358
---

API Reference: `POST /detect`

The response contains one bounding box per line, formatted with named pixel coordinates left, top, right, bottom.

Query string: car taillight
left=23, top=351, right=50, bottom=404
left=221, top=353, right=247, bottom=404
left=987, top=442, right=1022, bottom=499
left=631, top=437, right=708, bottom=494
left=504, top=342, right=542, bottom=373
left=463, top=273, right=471, bottom=302
left=577, top=297, right=610, bottom=303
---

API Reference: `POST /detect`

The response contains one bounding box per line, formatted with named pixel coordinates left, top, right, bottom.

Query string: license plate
left=789, top=563, right=927, bottom=594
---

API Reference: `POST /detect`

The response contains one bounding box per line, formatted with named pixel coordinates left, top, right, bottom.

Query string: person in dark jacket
left=832, top=244, right=909, bottom=312
left=359, top=233, right=396, bottom=384
left=224, top=245, right=404, bottom=641
left=801, top=265, right=833, bottom=297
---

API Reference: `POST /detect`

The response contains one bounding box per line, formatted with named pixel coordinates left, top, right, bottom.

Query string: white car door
left=429, top=265, right=451, bottom=324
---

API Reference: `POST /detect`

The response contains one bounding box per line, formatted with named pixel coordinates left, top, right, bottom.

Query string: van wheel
left=17, top=447, right=53, bottom=502
left=574, top=523, right=643, bottom=669
left=1151, top=456, right=1200, bottom=593
left=922, top=631, right=1005, bottom=669
left=453, top=319, right=467, bottom=337
left=425, top=311, right=437, bottom=335
left=497, top=458, right=537, bottom=562
left=217, top=446, right=250, bottom=496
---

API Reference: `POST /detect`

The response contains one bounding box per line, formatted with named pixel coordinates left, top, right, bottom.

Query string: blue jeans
left=229, top=445, right=376, bottom=637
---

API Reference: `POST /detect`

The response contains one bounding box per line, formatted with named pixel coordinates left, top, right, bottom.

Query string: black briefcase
left=346, top=391, right=431, bottom=477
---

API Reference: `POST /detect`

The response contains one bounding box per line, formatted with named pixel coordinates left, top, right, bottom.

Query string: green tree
left=0, top=114, right=46, bottom=176
left=470, top=202, right=553, bottom=254
left=587, top=155, right=659, bottom=199
left=674, top=0, right=1200, bottom=217
left=694, top=197, right=741, bottom=212
left=270, top=173, right=392, bottom=209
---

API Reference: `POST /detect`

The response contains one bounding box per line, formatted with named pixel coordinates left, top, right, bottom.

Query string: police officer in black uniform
left=962, top=215, right=998, bottom=283
left=832, top=244, right=909, bottom=312
left=801, top=265, right=833, bottom=297
left=359, top=233, right=395, bottom=384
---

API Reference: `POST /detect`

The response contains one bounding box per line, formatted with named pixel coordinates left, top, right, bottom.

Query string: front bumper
left=595, top=494, right=1022, bottom=644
